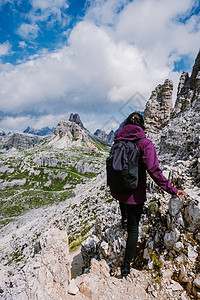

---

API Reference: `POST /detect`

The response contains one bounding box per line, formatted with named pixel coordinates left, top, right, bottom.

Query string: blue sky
left=0, top=0, right=200, bottom=133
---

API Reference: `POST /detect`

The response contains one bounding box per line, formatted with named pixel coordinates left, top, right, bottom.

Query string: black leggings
left=119, top=201, right=144, bottom=265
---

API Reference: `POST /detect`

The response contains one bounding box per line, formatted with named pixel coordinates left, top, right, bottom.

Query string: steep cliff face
left=144, top=79, right=173, bottom=143
left=69, top=113, right=85, bottom=129
left=159, top=52, right=200, bottom=186
left=173, top=51, right=200, bottom=116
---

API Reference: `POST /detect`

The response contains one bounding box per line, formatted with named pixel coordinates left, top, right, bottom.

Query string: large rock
left=144, top=79, right=173, bottom=143
left=69, top=113, right=85, bottom=129
left=81, top=203, right=126, bottom=270
left=1, top=228, right=71, bottom=299
left=164, top=228, right=180, bottom=249
left=54, top=120, right=84, bottom=139
left=184, top=188, right=200, bottom=231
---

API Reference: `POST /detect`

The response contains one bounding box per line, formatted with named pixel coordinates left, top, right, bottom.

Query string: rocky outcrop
left=173, top=50, right=200, bottom=116
left=0, top=228, right=71, bottom=299
left=23, top=126, right=54, bottom=136
left=1, top=133, right=43, bottom=150
left=159, top=52, right=200, bottom=187
left=48, top=120, right=92, bottom=148
left=81, top=187, right=200, bottom=298
left=69, top=113, right=85, bottom=129
left=144, top=79, right=173, bottom=143
left=94, top=129, right=115, bottom=145
left=54, top=120, right=83, bottom=139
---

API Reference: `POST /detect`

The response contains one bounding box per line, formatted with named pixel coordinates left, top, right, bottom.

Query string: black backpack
left=106, top=139, right=142, bottom=192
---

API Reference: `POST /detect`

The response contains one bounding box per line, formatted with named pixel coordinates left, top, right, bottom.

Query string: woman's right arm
left=141, top=140, right=178, bottom=195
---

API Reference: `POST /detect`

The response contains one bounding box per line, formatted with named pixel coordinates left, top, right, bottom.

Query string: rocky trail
left=69, top=247, right=191, bottom=300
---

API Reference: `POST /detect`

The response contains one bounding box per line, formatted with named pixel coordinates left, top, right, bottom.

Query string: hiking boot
left=121, top=263, right=130, bottom=278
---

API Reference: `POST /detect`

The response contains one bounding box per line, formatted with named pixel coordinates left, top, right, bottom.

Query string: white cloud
left=0, top=42, right=11, bottom=56
left=0, top=116, right=31, bottom=132
left=115, top=0, right=199, bottom=55
left=85, top=0, right=129, bottom=26
left=0, top=21, right=160, bottom=114
left=17, top=23, right=39, bottom=39
left=32, top=114, right=66, bottom=129
left=32, top=0, right=69, bottom=11
left=16, top=0, right=70, bottom=41
left=19, top=41, right=27, bottom=48
left=0, top=113, right=67, bottom=132
left=1, top=0, right=200, bottom=133
left=28, top=0, right=70, bottom=25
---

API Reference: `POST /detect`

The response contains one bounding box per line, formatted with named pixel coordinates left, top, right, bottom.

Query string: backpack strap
left=133, top=138, right=145, bottom=144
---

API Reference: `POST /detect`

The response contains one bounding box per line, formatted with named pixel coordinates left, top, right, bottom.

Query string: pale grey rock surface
left=0, top=133, right=44, bottom=150
left=0, top=228, right=71, bottom=300
left=69, top=113, right=85, bottom=129
left=144, top=79, right=173, bottom=143
left=94, top=129, right=115, bottom=145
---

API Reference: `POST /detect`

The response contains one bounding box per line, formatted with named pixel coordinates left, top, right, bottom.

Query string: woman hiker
left=109, top=112, right=186, bottom=278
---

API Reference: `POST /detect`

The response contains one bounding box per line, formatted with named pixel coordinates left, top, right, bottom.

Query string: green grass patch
left=69, top=236, right=88, bottom=252
left=0, top=189, right=72, bottom=228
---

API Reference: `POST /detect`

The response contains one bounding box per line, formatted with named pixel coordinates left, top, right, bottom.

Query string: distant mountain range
left=23, top=126, right=54, bottom=136
left=1, top=110, right=144, bottom=144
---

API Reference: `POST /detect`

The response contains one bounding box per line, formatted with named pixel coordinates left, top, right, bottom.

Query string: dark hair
left=124, top=112, right=145, bottom=130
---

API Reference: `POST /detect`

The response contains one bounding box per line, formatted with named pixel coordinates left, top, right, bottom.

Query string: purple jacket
left=110, top=124, right=178, bottom=205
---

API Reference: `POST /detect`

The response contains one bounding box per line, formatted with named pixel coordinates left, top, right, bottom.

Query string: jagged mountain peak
left=173, top=50, right=200, bottom=116
left=69, top=113, right=85, bottom=129
left=191, top=49, right=200, bottom=80
left=0, top=129, right=6, bottom=136
left=94, top=129, right=115, bottom=145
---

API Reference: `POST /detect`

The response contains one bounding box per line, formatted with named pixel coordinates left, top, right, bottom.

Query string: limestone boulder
left=144, top=79, right=173, bottom=143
